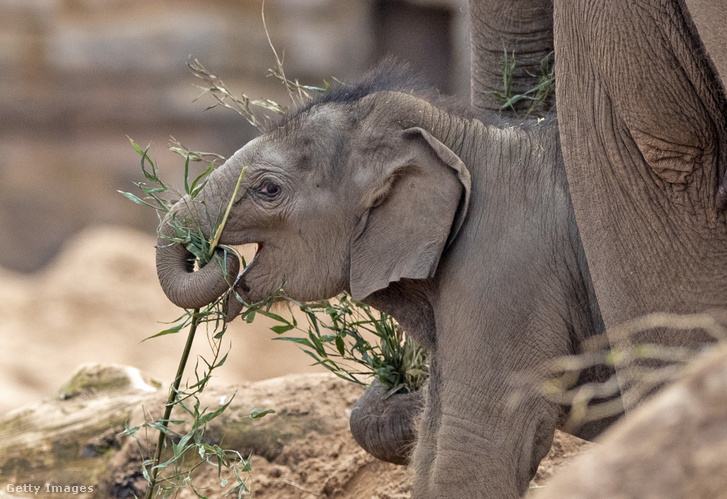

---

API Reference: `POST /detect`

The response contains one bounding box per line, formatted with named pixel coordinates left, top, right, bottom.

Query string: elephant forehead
left=226, top=136, right=291, bottom=174
left=277, top=106, right=358, bottom=174
left=227, top=136, right=265, bottom=166
left=293, top=105, right=353, bottom=147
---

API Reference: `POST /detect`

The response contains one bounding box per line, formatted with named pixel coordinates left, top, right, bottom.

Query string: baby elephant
left=155, top=64, right=612, bottom=497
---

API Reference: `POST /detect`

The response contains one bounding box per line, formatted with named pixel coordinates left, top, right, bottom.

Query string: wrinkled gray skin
left=551, top=0, right=727, bottom=409
left=348, top=378, right=423, bottom=466
left=467, top=0, right=555, bottom=117
left=156, top=79, right=612, bottom=496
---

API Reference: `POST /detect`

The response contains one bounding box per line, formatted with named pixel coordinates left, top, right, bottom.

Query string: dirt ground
left=0, top=226, right=590, bottom=497
left=0, top=225, right=325, bottom=417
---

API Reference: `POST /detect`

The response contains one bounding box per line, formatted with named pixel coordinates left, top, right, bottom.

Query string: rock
left=0, top=364, right=412, bottom=498
left=57, top=363, right=161, bottom=400
left=533, top=344, right=727, bottom=499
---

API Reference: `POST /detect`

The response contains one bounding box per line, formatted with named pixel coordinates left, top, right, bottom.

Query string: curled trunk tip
left=156, top=231, right=240, bottom=310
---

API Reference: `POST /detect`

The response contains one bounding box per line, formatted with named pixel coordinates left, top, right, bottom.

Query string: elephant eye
left=257, top=180, right=281, bottom=199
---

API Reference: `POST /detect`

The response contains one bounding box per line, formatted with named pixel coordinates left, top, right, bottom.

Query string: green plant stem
left=146, top=308, right=201, bottom=499
left=209, top=166, right=247, bottom=255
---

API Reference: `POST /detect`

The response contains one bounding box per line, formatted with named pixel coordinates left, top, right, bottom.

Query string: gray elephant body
left=156, top=67, right=612, bottom=497
left=364, top=113, right=610, bottom=497
left=551, top=0, right=727, bottom=409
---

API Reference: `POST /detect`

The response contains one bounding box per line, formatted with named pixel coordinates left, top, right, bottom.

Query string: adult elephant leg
left=553, top=0, right=727, bottom=408
left=467, top=0, right=554, bottom=115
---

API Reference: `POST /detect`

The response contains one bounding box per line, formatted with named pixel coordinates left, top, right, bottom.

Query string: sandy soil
left=0, top=225, right=324, bottom=416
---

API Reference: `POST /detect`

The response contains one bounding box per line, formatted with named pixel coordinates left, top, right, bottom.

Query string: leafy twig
left=187, top=3, right=329, bottom=131
left=188, top=57, right=286, bottom=129
left=491, top=49, right=554, bottom=117
left=244, top=293, right=429, bottom=394
left=122, top=140, right=256, bottom=498
left=168, top=136, right=225, bottom=163
left=145, top=308, right=201, bottom=499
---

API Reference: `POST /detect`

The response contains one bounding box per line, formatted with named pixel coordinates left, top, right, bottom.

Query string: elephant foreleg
left=410, top=353, right=559, bottom=498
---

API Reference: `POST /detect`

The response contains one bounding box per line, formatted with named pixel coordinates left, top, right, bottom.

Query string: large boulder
left=534, top=344, right=727, bottom=498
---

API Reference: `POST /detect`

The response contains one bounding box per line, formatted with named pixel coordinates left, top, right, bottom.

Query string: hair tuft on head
left=263, top=58, right=441, bottom=132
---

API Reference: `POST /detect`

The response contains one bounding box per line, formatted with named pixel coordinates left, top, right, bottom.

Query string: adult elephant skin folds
left=554, top=0, right=727, bottom=412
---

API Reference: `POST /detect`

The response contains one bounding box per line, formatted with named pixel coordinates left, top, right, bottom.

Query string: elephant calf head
left=155, top=64, right=470, bottom=319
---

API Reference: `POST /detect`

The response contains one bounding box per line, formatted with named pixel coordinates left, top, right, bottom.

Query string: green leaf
left=308, top=330, right=326, bottom=356
left=138, top=184, right=167, bottom=195
left=173, top=433, right=193, bottom=456
left=274, top=336, right=316, bottom=349
left=190, top=164, right=214, bottom=197
left=120, top=425, right=140, bottom=436
left=271, top=324, right=294, bottom=334
left=198, top=397, right=234, bottom=426
left=183, top=154, right=192, bottom=195
left=257, top=310, right=292, bottom=324
left=128, top=136, right=144, bottom=155
left=211, top=352, right=229, bottom=369
left=118, top=190, right=158, bottom=210
left=335, top=335, right=345, bottom=356
left=249, top=408, right=276, bottom=419
left=142, top=319, right=189, bottom=342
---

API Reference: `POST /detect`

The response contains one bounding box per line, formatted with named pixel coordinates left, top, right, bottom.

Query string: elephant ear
left=349, top=127, right=471, bottom=300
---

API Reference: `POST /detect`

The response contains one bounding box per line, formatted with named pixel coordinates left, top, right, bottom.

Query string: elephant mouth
left=223, top=242, right=263, bottom=321
left=235, top=242, right=264, bottom=291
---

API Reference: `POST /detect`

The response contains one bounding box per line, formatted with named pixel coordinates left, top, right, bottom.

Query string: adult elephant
left=467, top=0, right=555, bottom=116
left=466, top=0, right=727, bottom=396
left=551, top=0, right=727, bottom=408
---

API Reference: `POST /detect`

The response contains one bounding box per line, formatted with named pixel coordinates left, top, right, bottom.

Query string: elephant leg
left=467, top=0, right=554, bottom=115
left=553, top=0, right=727, bottom=409
left=410, top=351, right=560, bottom=498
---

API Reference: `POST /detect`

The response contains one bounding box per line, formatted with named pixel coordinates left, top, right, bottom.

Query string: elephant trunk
left=155, top=209, right=240, bottom=310
left=349, top=379, right=424, bottom=465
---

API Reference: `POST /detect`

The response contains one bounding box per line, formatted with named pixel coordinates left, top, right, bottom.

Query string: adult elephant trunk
left=155, top=200, right=240, bottom=310
left=349, top=379, right=424, bottom=465
left=468, top=0, right=554, bottom=115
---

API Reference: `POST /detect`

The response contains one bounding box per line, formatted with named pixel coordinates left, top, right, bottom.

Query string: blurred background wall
left=0, top=0, right=469, bottom=415
left=0, top=0, right=469, bottom=272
